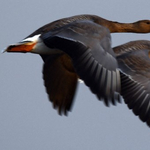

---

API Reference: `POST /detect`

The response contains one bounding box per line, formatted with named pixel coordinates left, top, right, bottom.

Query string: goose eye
left=146, top=21, right=150, bottom=24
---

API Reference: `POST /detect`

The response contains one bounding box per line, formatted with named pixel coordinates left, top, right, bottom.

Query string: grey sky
left=0, top=0, right=150, bottom=150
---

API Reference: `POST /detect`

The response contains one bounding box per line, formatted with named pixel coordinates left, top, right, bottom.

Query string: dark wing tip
left=120, top=72, right=150, bottom=127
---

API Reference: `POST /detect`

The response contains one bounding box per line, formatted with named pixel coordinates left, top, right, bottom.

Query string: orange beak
left=2, top=41, right=37, bottom=53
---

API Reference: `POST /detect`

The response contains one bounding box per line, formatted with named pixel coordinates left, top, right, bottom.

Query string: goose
left=2, top=14, right=150, bottom=126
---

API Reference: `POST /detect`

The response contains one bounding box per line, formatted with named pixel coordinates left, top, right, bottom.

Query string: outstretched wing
left=41, top=20, right=121, bottom=106
left=41, top=54, right=78, bottom=115
left=114, top=40, right=150, bottom=126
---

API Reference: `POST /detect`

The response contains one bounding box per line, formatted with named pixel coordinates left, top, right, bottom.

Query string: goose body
left=3, top=14, right=150, bottom=126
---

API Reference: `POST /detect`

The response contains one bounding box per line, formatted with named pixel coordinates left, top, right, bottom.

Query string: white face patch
left=78, top=79, right=84, bottom=83
left=31, top=36, right=63, bottom=55
left=22, top=34, right=41, bottom=42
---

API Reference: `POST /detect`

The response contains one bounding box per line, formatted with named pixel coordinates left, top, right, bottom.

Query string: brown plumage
left=28, top=15, right=150, bottom=36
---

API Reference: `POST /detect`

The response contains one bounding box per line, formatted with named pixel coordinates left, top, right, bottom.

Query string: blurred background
left=0, top=0, right=150, bottom=149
